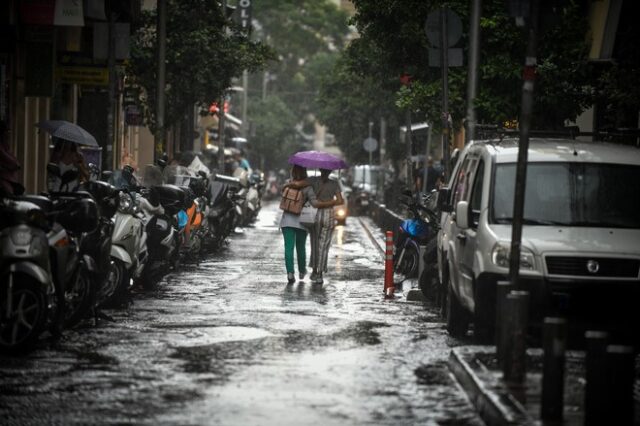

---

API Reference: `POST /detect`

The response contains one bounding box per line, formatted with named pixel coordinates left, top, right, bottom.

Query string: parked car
left=437, top=138, right=640, bottom=343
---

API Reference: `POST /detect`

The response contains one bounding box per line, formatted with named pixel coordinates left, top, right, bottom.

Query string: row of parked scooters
left=0, top=161, right=264, bottom=353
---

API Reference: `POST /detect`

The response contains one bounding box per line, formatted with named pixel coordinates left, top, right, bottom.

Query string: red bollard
left=384, top=231, right=394, bottom=297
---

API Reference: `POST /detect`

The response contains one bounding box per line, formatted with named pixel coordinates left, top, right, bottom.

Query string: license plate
left=360, top=200, right=369, bottom=206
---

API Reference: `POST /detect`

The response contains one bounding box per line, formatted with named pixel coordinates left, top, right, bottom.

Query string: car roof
left=467, top=138, right=640, bottom=165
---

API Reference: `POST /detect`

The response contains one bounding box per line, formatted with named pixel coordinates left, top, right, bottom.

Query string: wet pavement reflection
left=0, top=202, right=483, bottom=426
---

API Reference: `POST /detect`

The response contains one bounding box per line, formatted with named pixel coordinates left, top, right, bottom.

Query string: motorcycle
left=0, top=197, right=54, bottom=352
left=137, top=183, right=186, bottom=288
left=393, top=191, right=439, bottom=287
left=79, top=180, right=120, bottom=309
left=206, top=174, right=242, bottom=250
left=106, top=167, right=149, bottom=304
left=47, top=193, right=100, bottom=329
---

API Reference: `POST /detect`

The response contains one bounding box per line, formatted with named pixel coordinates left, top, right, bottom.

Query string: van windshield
left=492, top=162, right=640, bottom=229
left=353, top=167, right=380, bottom=185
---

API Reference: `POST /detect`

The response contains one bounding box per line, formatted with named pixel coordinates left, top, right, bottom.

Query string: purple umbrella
left=288, top=151, right=348, bottom=170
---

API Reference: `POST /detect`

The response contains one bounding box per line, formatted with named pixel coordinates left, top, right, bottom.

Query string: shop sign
left=56, top=66, right=108, bottom=86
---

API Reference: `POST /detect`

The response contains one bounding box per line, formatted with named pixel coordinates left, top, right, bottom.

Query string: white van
left=437, top=139, right=640, bottom=342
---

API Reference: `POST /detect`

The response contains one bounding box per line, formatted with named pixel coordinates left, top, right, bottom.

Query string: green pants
left=282, top=227, right=308, bottom=274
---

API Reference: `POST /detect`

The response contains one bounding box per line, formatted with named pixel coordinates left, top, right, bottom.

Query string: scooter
left=0, top=197, right=54, bottom=353
left=206, top=174, right=241, bottom=250
left=393, top=191, right=438, bottom=285
left=106, top=167, right=149, bottom=305
left=137, top=184, right=185, bottom=288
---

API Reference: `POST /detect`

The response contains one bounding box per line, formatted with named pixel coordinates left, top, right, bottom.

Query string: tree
left=347, top=0, right=592, bottom=130
left=128, top=0, right=274, bottom=134
left=245, top=0, right=352, bottom=170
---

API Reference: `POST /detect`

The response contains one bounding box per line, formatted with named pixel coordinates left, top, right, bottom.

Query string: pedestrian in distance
left=47, top=137, right=90, bottom=192
left=307, top=168, right=344, bottom=285
left=280, top=165, right=335, bottom=285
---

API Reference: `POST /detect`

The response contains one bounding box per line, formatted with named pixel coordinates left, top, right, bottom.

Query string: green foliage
left=246, top=0, right=352, bottom=169
left=336, top=0, right=593, bottom=135
left=247, top=95, right=298, bottom=169
left=128, top=0, right=274, bottom=132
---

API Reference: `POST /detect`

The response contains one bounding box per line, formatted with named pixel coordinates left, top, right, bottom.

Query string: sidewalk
left=449, top=346, right=640, bottom=426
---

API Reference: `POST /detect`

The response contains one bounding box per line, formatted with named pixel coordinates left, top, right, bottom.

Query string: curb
left=357, top=216, right=385, bottom=256
left=448, top=347, right=533, bottom=426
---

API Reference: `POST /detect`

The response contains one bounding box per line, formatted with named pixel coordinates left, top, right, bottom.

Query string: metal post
left=584, top=330, right=608, bottom=426
left=380, top=116, right=386, bottom=202
left=465, top=0, right=481, bottom=144
left=604, top=345, right=635, bottom=425
left=421, top=124, right=432, bottom=195
left=368, top=121, right=373, bottom=166
left=242, top=70, right=248, bottom=138
left=262, top=71, right=268, bottom=101
left=440, top=6, right=450, bottom=182
left=508, top=0, right=540, bottom=286
left=405, top=110, right=413, bottom=190
left=155, top=0, right=167, bottom=161
left=495, top=280, right=513, bottom=365
left=541, top=317, right=567, bottom=422
left=105, top=12, right=116, bottom=170
left=217, top=0, right=228, bottom=173
left=503, top=290, right=529, bottom=384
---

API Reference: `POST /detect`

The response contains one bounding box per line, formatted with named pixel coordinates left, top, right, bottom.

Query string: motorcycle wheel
left=99, top=259, right=130, bottom=308
left=0, top=276, right=48, bottom=354
left=63, top=266, right=96, bottom=329
left=393, top=243, right=419, bottom=282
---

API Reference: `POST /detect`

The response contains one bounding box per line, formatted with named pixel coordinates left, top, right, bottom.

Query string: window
left=469, top=160, right=485, bottom=227
left=492, top=162, right=640, bottom=229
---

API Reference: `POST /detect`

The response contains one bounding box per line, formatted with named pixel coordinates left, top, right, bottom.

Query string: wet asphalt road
left=0, top=202, right=483, bottom=426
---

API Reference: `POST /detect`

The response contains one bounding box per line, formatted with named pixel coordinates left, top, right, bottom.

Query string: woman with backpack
left=279, top=165, right=335, bottom=284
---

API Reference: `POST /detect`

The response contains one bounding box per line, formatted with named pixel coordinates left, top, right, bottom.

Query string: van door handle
left=456, top=233, right=467, bottom=242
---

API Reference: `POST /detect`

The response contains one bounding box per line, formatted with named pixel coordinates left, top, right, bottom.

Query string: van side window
left=469, top=160, right=485, bottom=227
left=453, top=158, right=477, bottom=206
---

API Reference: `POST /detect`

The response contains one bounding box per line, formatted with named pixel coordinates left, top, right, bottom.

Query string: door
left=454, top=157, right=485, bottom=309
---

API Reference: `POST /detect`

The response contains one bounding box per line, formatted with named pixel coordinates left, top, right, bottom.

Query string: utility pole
left=405, top=109, right=413, bottom=190
left=241, top=70, right=248, bottom=137
left=465, top=0, right=482, bottom=144
left=380, top=116, right=387, bottom=202
left=509, top=0, right=540, bottom=286
left=440, top=6, right=451, bottom=182
left=155, top=0, right=167, bottom=161
left=217, top=0, right=228, bottom=174
left=105, top=11, right=116, bottom=170
left=368, top=121, right=373, bottom=166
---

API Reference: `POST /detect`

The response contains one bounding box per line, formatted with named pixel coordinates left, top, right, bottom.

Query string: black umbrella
left=35, top=120, right=99, bottom=147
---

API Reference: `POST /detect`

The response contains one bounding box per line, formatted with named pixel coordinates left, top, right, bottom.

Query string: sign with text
left=234, top=0, right=252, bottom=33
left=56, top=66, right=109, bottom=86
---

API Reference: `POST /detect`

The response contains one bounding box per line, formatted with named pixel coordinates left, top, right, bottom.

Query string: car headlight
left=118, top=192, right=133, bottom=213
left=335, top=208, right=346, bottom=217
left=491, top=243, right=536, bottom=271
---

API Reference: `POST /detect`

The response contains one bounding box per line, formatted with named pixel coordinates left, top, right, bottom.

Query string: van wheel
left=474, top=282, right=496, bottom=344
left=445, top=277, right=469, bottom=338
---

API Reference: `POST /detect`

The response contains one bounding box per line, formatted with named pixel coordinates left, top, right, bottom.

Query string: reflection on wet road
left=0, top=202, right=483, bottom=426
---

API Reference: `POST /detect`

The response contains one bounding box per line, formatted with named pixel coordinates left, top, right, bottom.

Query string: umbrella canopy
left=35, top=120, right=98, bottom=147
left=288, top=151, right=348, bottom=170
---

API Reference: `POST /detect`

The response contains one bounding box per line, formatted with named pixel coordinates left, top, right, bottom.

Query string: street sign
left=363, top=137, right=378, bottom=152
left=428, top=48, right=464, bottom=67
left=425, top=9, right=462, bottom=48
left=234, top=0, right=252, bottom=33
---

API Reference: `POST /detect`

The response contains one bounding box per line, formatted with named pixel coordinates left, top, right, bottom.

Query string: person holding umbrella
left=280, top=164, right=335, bottom=285
left=308, top=168, right=344, bottom=284
left=287, top=151, right=347, bottom=285
left=36, top=120, right=96, bottom=192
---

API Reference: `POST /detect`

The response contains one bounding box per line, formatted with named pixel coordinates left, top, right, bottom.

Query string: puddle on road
left=168, top=326, right=274, bottom=348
